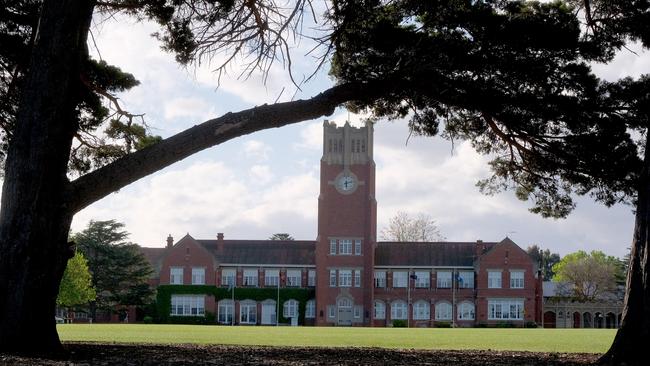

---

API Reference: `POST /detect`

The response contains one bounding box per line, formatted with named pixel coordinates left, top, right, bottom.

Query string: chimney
left=217, top=233, right=225, bottom=252
left=475, top=240, right=484, bottom=257
left=166, top=234, right=173, bottom=249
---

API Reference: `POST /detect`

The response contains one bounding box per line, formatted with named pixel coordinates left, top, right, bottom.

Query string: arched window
left=338, top=297, right=352, bottom=308
left=457, top=302, right=475, bottom=320
left=391, top=300, right=407, bottom=320
left=305, top=299, right=316, bottom=319
left=413, top=301, right=430, bottom=320
left=283, top=299, right=299, bottom=318
left=217, top=299, right=234, bottom=324
left=435, top=302, right=452, bottom=320
left=240, top=300, right=257, bottom=324
left=374, top=301, right=386, bottom=319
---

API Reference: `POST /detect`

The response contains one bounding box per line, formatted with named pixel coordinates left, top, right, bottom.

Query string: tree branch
left=67, top=81, right=381, bottom=213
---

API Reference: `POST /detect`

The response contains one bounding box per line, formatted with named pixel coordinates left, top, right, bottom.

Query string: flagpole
left=452, top=269, right=456, bottom=328
left=276, top=273, right=280, bottom=326
left=231, top=280, right=235, bottom=326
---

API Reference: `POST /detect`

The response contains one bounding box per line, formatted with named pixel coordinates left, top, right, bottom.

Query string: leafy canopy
left=56, top=251, right=96, bottom=308
left=552, top=250, right=624, bottom=301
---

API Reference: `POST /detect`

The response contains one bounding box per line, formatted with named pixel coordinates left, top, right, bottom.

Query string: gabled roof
left=375, top=241, right=497, bottom=267
left=198, top=240, right=316, bottom=265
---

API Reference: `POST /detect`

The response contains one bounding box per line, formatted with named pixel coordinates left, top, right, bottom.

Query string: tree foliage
left=552, top=250, right=624, bottom=301
left=269, top=233, right=294, bottom=240
left=380, top=211, right=444, bottom=242
left=526, top=245, right=561, bottom=281
left=56, top=251, right=96, bottom=308
left=72, top=220, right=154, bottom=319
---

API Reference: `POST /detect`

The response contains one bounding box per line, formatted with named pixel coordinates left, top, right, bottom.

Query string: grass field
left=57, top=325, right=615, bottom=354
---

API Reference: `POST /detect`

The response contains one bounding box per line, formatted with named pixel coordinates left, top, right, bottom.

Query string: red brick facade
left=142, top=120, right=541, bottom=327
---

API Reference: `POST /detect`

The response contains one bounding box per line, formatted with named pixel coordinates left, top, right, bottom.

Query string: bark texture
left=0, top=0, right=95, bottom=355
left=599, top=132, right=650, bottom=366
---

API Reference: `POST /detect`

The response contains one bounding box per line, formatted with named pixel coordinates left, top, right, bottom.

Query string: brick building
left=142, top=121, right=542, bottom=327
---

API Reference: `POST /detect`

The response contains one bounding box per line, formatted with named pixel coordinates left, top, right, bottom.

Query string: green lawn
left=57, top=325, right=615, bottom=354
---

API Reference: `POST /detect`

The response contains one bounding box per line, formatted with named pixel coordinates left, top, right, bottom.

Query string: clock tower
left=315, top=120, right=376, bottom=326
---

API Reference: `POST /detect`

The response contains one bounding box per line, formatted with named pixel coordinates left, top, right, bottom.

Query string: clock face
left=337, top=175, right=356, bottom=192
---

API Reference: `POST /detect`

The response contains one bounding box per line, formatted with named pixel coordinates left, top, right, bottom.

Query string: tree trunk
left=0, top=0, right=94, bottom=355
left=599, top=131, right=650, bottom=366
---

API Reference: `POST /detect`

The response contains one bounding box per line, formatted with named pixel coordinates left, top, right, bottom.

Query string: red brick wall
left=160, top=235, right=215, bottom=286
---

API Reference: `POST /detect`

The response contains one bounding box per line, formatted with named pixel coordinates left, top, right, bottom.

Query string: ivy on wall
left=156, top=285, right=315, bottom=325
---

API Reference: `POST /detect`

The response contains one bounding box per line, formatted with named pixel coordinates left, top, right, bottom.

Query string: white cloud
left=164, top=97, right=215, bottom=120
left=249, top=165, right=274, bottom=185
left=243, top=140, right=272, bottom=161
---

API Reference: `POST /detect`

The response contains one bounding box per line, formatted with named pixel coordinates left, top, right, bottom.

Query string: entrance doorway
left=337, top=297, right=353, bottom=326
left=261, top=300, right=276, bottom=325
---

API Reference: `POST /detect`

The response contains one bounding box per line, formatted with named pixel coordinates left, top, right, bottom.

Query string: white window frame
left=437, top=271, right=452, bottom=289
left=283, top=299, right=299, bottom=318
left=510, top=270, right=524, bottom=289
left=305, top=299, right=316, bottom=318
left=240, top=300, right=257, bottom=324
left=170, top=267, right=183, bottom=285
left=353, top=306, right=362, bottom=319
left=392, top=271, right=407, bottom=288
left=414, top=271, right=430, bottom=288
left=457, top=301, right=475, bottom=320
left=435, top=302, right=452, bottom=320
left=217, top=300, right=233, bottom=324
left=488, top=270, right=502, bottom=289
left=458, top=271, right=474, bottom=289
left=374, top=301, right=386, bottom=319
left=488, top=298, right=524, bottom=320
left=413, top=301, right=430, bottom=320
left=329, top=239, right=337, bottom=255
left=265, top=269, right=279, bottom=287
left=339, top=270, right=352, bottom=287
left=339, top=239, right=352, bottom=255
left=328, top=306, right=335, bottom=318
left=191, top=267, right=205, bottom=285
left=374, top=271, right=386, bottom=288
left=354, top=239, right=362, bottom=255
left=287, top=269, right=302, bottom=287
left=170, top=295, right=205, bottom=316
left=308, top=270, right=316, bottom=287
left=391, top=301, right=407, bottom=320
left=221, top=268, right=235, bottom=287
left=329, top=269, right=337, bottom=287
left=354, top=270, right=361, bottom=287
left=243, top=268, right=258, bottom=287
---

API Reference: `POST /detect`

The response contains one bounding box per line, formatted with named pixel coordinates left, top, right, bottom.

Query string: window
left=413, top=301, right=430, bottom=320
left=305, top=299, right=316, bottom=318
left=393, top=271, right=407, bottom=288
left=328, top=306, right=335, bottom=318
left=329, top=269, right=337, bottom=287
left=391, top=301, right=407, bottom=320
left=338, top=297, right=352, bottom=308
left=458, top=271, right=474, bottom=289
left=458, top=302, right=475, bottom=320
left=354, top=306, right=362, bottom=319
left=374, top=271, right=386, bottom=288
left=191, top=267, right=205, bottom=285
left=243, top=269, right=258, bottom=287
left=240, top=301, right=257, bottom=324
left=339, top=270, right=352, bottom=287
left=218, top=300, right=233, bottom=324
left=354, top=270, right=361, bottom=287
left=414, top=271, right=430, bottom=288
left=170, top=295, right=205, bottom=316
left=287, top=269, right=302, bottom=287
left=437, top=271, right=452, bottom=288
left=354, top=240, right=362, bottom=255
left=488, top=270, right=502, bottom=289
left=435, top=302, right=452, bottom=320
left=329, top=239, right=337, bottom=255
left=510, top=270, right=524, bottom=289
left=221, top=268, right=235, bottom=287
left=339, top=239, right=352, bottom=255
left=308, top=270, right=316, bottom=287
left=283, top=299, right=299, bottom=318
left=265, top=269, right=279, bottom=287
left=170, top=267, right=183, bottom=285
left=374, top=301, right=386, bottom=319
left=488, top=299, right=524, bottom=320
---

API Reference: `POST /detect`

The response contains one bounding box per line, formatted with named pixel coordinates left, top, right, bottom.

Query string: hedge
left=156, top=285, right=315, bottom=325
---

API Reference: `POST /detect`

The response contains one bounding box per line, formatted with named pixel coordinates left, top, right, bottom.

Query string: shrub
left=434, top=321, right=451, bottom=328
left=496, top=321, right=515, bottom=328
left=392, top=319, right=407, bottom=328
left=143, top=316, right=153, bottom=324
left=525, top=321, right=538, bottom=328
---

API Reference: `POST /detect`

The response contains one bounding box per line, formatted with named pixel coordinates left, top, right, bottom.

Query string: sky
left=69, top=11, right=650, bottom=258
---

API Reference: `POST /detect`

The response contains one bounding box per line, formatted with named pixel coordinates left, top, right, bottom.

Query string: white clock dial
left=338, top=175, right=356, bottom=191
